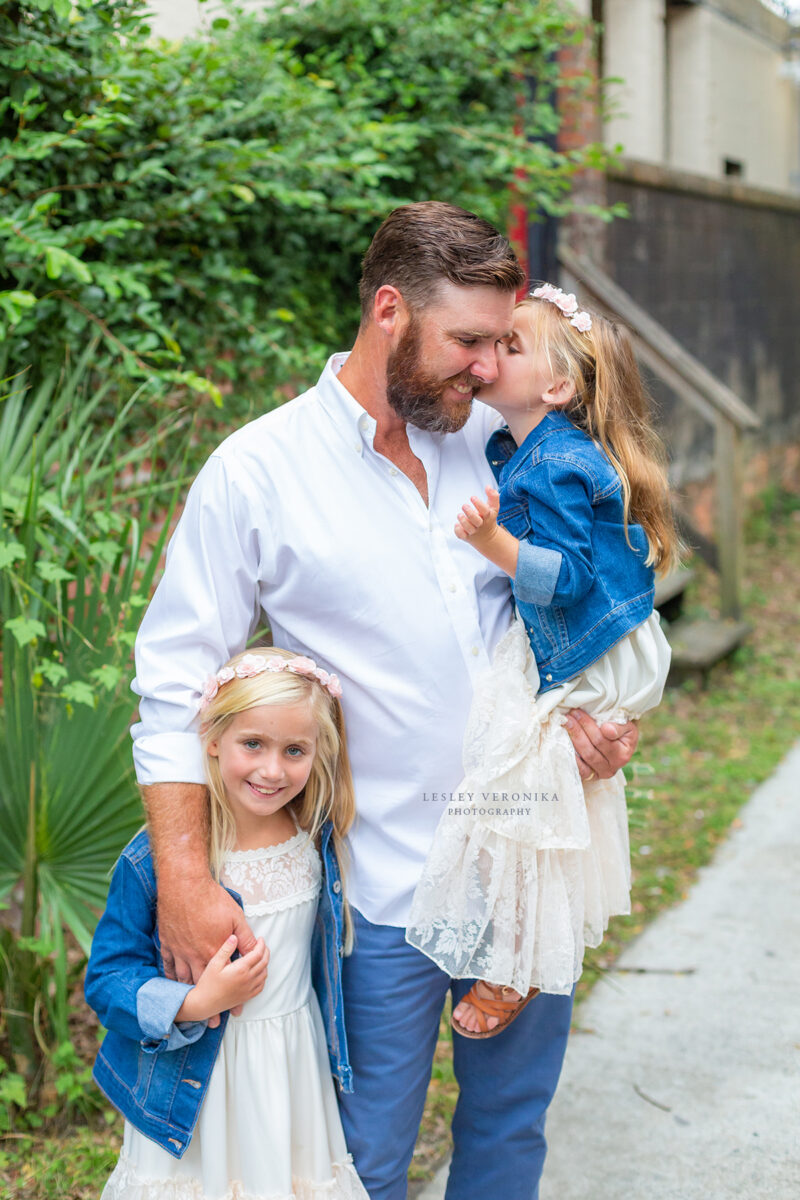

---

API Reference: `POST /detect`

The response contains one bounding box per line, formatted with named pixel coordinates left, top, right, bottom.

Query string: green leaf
left=36, top=561, right=76, bottom=583
left=0, top=542, right=26, bottom=569
left=60, top=681, right=96, bottom=708
left=5, top=616, right=46, bottom=646
left=44, top=246, right=92, bottom=284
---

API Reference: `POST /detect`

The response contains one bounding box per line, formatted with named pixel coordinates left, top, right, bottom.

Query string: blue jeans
left=339, top=908, right=574, bottom=1200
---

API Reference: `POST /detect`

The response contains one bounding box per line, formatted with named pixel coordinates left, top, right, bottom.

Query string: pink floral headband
left=530, top=283, right=592, bottom=334
left=200, top=653, right=343, bottom=711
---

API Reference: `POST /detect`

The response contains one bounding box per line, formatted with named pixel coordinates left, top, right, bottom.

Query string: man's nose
left=470, top=344, right=500, bottom=384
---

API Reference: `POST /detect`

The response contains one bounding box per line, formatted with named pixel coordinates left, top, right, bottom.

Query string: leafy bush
left=0, top=346, right=189, bottom=1112
left=1, top=0, right=608, bottom=409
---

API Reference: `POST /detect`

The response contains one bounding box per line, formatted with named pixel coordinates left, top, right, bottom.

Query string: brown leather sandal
left=451, top=981, right=540, bottom=1040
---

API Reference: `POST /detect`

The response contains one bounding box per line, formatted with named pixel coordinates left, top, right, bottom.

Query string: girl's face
left=478, top=306, right=571, bottom=436
left=208, top=701, right=318, bottom=844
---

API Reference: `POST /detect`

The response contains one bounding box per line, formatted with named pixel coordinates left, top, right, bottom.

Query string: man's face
left=385, top=283, right=515, bottom=433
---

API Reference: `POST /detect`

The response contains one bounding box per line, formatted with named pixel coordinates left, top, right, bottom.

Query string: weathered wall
left=604, top=160, right=800, bottom=507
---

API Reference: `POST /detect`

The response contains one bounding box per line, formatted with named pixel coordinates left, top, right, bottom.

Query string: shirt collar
left=316, top=353, right=378, bottom=455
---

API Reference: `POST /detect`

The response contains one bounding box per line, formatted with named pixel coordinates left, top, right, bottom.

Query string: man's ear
left=542, top=376, right=576, bottom=408
left=372, top=285, right=408, bottom=337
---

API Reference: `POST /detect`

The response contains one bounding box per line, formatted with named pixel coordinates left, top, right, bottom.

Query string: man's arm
left=133, top=453, right=272, bottom=983
left=143, top=783, right=257, bottom=990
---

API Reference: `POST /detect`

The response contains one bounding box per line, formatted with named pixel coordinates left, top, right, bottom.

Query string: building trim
left=609, top=157, right=800, bottom=213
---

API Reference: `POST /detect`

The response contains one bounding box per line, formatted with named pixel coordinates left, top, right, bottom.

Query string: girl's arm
left=513, top=457, right=597, bottom=610
left=454, top=487, right=519, bottom=576
left=454, top=470, right=595, bottom=609
left=85, top=853, right=207, bottom=1052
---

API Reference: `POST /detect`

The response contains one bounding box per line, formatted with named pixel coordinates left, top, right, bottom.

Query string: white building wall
left=603, top=0, right=666, bottom=164
left=601, top=0, right=800, bottom=195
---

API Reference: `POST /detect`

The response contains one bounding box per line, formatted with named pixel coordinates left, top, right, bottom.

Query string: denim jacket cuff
left=514, top=541, right=563, bottom=607
left=136, top=977, right=208, bottom=1052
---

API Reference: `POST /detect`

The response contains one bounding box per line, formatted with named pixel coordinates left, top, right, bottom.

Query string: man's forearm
left=142, top=782, right=211, bottom=880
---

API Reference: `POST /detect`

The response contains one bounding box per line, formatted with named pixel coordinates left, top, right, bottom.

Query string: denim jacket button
left=545, top=673, right=553, bottom=681
left=332, top=880, right=342, bottom=894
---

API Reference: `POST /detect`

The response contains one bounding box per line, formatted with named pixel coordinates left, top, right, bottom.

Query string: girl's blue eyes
left=242, top=740, right=305, bottom=756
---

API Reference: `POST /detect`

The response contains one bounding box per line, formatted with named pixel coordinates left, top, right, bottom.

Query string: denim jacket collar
left=487, top=410, right=572, bottom=480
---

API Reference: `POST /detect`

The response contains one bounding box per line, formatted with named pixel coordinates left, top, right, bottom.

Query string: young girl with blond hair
left=86, top=647, right=368, bottom=1200
left=406, top=284, right=680, bottom=1037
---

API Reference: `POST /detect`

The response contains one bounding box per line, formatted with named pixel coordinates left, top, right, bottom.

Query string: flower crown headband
left=530, top=283, right=592, bottom=334
left=200, top=653, right=343, bottom=711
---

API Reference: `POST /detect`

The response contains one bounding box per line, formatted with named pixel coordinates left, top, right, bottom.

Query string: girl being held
left=406, top=285, right=679, bottom=1037
left=86, top=647, right=369, bottom=1200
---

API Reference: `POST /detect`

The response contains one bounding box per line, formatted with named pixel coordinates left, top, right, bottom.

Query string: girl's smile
left=207, top=702, right=319, bottom=847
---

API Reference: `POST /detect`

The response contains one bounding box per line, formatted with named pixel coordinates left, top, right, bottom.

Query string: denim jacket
left=487, top=410, right=655, bottom=692
left=84, top=823, right=352, bottom=1160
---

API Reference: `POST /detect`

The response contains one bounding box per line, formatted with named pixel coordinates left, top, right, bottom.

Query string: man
left=132, top=202, right=638, bottom=1199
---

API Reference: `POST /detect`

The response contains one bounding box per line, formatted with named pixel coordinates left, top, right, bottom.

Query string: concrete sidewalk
left=419, top=740, right=800, bottom=1200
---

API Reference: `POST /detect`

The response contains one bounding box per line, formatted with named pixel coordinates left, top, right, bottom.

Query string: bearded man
left=132, top=202, right=638, bottom=1199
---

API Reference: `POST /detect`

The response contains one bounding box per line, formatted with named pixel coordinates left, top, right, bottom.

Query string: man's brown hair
left=358, top=201, right=525, bottom=320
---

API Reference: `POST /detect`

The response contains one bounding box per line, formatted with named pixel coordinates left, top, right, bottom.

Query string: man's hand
left=143, top=782, right=258, bottom=1026
left=455, top=487, right=519, bottom=577
left=565, top=708, right=639, bottom=781
left=175, top=934, right=270, bottom=1025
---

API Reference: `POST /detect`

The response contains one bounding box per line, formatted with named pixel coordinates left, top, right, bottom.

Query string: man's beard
left=385, top=318, right=482, bottom=434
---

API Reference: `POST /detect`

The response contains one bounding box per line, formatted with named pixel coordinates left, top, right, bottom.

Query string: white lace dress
left=102, top=831, right=368, bottom=1200
left=406, top=612, right=671, bottom=996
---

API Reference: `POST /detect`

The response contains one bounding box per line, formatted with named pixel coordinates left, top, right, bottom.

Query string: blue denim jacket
left=487, top=410, right=655, bottom=691
left=84, top=823, right=352, bottom=1160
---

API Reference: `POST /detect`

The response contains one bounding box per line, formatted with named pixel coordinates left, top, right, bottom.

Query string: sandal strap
left=460, top=983, right=529, bottom=1026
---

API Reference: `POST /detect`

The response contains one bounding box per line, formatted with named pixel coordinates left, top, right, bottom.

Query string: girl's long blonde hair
left=199, top=646, right=357, bottom=951
left=517, top=296, right=681, bottom=574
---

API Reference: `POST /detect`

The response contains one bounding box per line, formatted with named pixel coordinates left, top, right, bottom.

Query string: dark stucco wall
left=604, top=163, right=800, bottom=487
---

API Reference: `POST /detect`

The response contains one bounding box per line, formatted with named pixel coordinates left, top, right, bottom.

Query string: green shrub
left=1, top=0, right=610, bottom=409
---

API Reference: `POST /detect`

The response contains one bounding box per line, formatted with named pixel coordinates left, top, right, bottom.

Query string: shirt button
left=332, top=880, right=342, bottom=894
left=354, top=443, right=361, bottom=454
left=471, top=646, right=479, bottom=657
left=389, top=467, right=399, bottom=476
left=545, top=673, right=553, bottom=681
left=448, top=583, right=457, bottom=592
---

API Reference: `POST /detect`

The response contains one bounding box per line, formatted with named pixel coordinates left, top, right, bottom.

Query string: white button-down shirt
left=132, top=353, right=512, bottom=925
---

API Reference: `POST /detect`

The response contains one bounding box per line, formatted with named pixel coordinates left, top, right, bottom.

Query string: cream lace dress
left=406, top=612, right=671, bottom=996
left=102, top=830, right=368, bottom=1200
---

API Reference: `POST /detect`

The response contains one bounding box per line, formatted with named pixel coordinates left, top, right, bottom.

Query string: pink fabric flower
left=201, top=676, right=219, bottom=705
left=236, top=653, right=265, bottom=678
left=532, top=284, right=560, bottom=303
left=287, top=655, right=317, bottom=677
left=314, top=668, right=331, bottom=686
left=216, top=666, right=236, bottom=685
left=555, top=292, right=578, bottom=315
left=570, top=311, right=592, bottom=332
left=265, top=659, right=284, bottom=672
left=326, top=675, right=343, bottom=699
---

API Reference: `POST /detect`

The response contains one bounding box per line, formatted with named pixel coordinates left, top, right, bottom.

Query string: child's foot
left=451, top=981, right=539, bottom=1039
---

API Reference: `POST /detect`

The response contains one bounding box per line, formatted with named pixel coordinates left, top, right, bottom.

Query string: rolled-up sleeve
left=131, top=453, right=270, bottom=785
left=136, top=977, right=208, bottom=1052
left=514, top=541, right=563, bottom=607
left=517, top=457, right=597, bottom=609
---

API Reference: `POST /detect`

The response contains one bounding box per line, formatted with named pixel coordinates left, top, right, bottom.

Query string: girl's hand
left=175, top=934, right=270, bottom=1024
left=455, top=486, right=520, bottom=578
left=454, top=486, right=500, bottom=551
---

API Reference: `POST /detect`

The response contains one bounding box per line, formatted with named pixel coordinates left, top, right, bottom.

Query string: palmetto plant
left=0, top=344, right=190, bottom=1102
